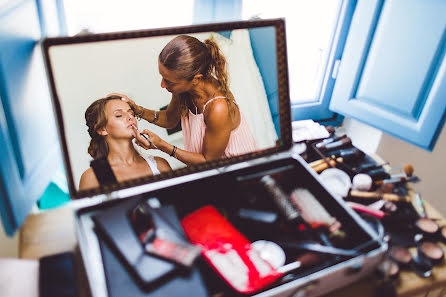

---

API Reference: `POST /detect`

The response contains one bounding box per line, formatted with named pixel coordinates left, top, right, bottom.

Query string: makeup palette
left=418, top=242, right=445, bottom=265
left=389, top=245, right=433, bottom=278
left=389, top=246, right=412, bottom=267
left=415, top=218, right=439, bottom=235
left=387, top=261, right=400, bottom=279
left=441, top=226, right=446, bottom=243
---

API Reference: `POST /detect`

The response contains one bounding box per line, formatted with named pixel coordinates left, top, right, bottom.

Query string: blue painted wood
left=55, top=0, right=67, bottom=35
left=330, top=0, right=446, bottom=150
left=249, top=26, right=280, bottom=136
left=35, top=0, right=67, bottom=36
left=291, top=0, right=356, bottom=125
left=0, top=0, right=61, bottom=235
left=193, top=0, right=242, bottom=24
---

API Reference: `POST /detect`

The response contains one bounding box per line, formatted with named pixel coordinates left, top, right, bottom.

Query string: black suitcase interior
left=76, top=154, right=384, bottom=297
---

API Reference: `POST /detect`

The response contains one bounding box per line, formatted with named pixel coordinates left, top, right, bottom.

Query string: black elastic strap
left=90, top=158, right=117, bottom=186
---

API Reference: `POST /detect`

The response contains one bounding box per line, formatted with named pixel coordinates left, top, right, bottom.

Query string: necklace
left=191, top=91, right=217, bottom=114
left=191, top=99, right=198, bottom=114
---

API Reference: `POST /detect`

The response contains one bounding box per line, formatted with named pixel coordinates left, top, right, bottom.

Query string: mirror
left=42, top=19, right=291, bottom=198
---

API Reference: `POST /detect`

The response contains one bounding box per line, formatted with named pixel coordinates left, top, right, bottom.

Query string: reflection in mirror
left=44, top=20, right=289, bottom=197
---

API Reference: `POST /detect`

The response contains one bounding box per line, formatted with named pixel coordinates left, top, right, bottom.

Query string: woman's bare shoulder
left=154, top=156, right=172, bottom=173
left=79, top=167, right=99, bottom=190
left=204, top=98, right=231, bottom=126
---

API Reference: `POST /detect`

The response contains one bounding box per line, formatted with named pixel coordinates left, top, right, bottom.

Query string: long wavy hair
left=85, top=95, right=124, bottom=160
left=159, top=35, right=236, bottom=117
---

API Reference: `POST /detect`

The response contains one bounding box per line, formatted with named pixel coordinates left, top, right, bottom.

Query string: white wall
left=0, top=221, right=18, bottom=258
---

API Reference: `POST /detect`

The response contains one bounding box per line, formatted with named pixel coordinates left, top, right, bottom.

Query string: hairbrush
left=289, top=188, right=342, bottom=234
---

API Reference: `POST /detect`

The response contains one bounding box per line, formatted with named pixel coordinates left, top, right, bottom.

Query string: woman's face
left=100, top=99, right=137, bottom=139
left=158, top=60, right=194, bottom=94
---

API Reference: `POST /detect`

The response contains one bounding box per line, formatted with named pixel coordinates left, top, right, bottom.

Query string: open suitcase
left=42, top=19, right=387, bottom=297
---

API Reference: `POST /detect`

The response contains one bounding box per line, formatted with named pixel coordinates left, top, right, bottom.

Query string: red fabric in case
left=181, top=205, right=283, bottom=294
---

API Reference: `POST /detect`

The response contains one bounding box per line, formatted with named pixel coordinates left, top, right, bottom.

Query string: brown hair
left=85, top=95, right=123, bottom=159
left=159, top=35, right=235, bottom=116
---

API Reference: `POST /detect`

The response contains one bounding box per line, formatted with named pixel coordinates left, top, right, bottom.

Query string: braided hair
left=85, top=95, right=123, bottom=159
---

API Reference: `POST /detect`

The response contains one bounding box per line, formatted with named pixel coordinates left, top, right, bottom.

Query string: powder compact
left=389, top=245, right=433, bottom=278
left=440, top=225, right=446, bottom=243
left=414, top=218, right=440, bottom=238
left=389, top=246, right=412, bottom=267
left=418, top=242, right=445, bottom=266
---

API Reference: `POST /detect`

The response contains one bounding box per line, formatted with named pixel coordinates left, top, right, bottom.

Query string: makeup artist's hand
left=133, top=127, right=161, bottom=150
left=107, top=92, right=143, bottom=115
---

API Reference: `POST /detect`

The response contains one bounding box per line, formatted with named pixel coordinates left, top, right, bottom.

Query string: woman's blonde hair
left=85, top=95, right=124, bottom=159
left=159, top=35, right=236, bottom=116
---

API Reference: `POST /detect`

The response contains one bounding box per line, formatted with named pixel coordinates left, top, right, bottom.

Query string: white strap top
left=202, top=96, right=227, bottom=114
left=181, top=96, right=258, bottom=158
left=141, top=154, right=160, bottom=175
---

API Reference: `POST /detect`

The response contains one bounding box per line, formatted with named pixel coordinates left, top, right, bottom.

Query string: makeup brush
left=309, top=157, right=343, bottom=173
left=375, top=175, right=420, bottom=186
left=349, top=190, right=411, bottom=203
left=388, top=164, right=414, bottom=177
left=355, top=162, right=388, bottom=174
left=373, top=164, right=416, bottom=185
left=315, top=135, right=346, bottom=149
left=327, top=147, right=365, bottom=163
left=317, top=137, right=352, bottom=151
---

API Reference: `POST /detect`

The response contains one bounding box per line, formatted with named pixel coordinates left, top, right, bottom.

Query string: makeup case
left=42, top=19, right=387, bottom=297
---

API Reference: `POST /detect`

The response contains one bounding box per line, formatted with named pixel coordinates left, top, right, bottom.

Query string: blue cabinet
left=330, top=0, right=446, bottom=151
left=0, top=0, right=61, bottom=235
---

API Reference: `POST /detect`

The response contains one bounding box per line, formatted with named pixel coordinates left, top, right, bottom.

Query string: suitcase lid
left=42, top=19, right=292, bottom=199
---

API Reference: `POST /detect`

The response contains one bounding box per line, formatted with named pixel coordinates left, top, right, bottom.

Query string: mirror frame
left=42, top=18, right=292, bottom=199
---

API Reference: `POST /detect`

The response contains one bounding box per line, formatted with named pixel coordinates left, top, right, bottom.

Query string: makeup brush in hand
left=132, top=125, right=158, bottom=149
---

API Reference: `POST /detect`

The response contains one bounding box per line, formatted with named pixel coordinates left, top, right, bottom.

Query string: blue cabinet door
left=330, top=0, right=446, bottom=151
left=0, top=0, right=61, bottom=235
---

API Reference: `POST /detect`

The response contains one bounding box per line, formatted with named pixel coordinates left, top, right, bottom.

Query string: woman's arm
left=107, top=93, right=181, bottom=129
left=134, top=129, right=207, bottom=165
left=201, top=100, right=233, bottom=159
left=133, top=100, right=232, bottom=165
left=139, top=96, right=182, bottom=129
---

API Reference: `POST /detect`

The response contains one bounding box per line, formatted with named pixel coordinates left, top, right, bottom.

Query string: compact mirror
left=42, top=19, right=291, bottom=198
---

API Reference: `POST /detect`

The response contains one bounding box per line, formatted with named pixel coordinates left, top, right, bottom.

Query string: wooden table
left=19, top=201, right=446, bottom=297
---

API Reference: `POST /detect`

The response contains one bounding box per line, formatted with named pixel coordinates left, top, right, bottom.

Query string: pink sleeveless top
left=181, top=96, right=258, bottom=158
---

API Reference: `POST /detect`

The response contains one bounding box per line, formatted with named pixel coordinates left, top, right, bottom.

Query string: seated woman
left=79, top=95, right=171, bottom=190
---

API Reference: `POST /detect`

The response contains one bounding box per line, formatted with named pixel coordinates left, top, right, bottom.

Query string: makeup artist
left=108, top=34, right=258, bottom=166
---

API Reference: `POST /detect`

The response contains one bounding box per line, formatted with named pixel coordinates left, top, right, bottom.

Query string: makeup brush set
left=301, top=131, right=446, bottom=284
